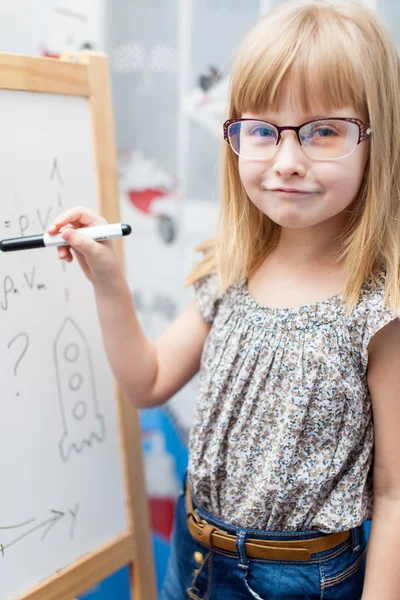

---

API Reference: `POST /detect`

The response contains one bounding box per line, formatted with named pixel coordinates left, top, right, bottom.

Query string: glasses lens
left=299, top=119, right=359, bottom=159
left=227, top=120, right=278, bottom=159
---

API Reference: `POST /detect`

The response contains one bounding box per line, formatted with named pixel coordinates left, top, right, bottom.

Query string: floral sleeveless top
left=187, top=270, right=398, bottom=533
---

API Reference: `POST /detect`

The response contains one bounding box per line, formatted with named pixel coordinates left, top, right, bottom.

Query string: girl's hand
left=47, top=206, right=124, bottom=286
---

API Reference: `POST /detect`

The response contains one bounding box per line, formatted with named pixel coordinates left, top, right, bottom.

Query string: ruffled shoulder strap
left=350, top=270, right=399, bottom=369
left=193, top=272, right=219, bottom=324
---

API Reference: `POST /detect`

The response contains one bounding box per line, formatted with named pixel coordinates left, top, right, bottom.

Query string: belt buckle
left=188, top=509, right=210, bottom=533
left=188, top=510, right=230, bottom=549
left=193, top=511, right=227, bottom=533
left=190, top=509, right=206, bottom=526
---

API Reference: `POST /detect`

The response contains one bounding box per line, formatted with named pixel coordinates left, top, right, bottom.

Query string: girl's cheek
left=239, top=160, right=266, bottom=187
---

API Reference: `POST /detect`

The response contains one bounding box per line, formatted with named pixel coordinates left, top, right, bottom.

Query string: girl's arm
left=48, top=207, right=211, bottom=409
left=95, top=281, right=210, bottom=407
left=362, top=318, right=400, bottom=599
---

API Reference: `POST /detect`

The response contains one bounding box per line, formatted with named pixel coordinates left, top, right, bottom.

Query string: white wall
left=0, top=0, right=106, bottom=57
left=0, top=0, right=50, bottom=54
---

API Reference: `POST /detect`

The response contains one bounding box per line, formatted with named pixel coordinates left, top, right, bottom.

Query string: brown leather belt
left=186, top=485, right=350, bottom=561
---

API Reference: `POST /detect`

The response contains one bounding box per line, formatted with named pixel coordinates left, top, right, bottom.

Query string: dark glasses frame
left=223, top=117, right=372, bottom=147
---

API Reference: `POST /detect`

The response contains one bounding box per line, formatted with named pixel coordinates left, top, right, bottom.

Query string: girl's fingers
left=58, top=246, right=72, bottom=261
left=48, top=206, right=107, bottom=234
left=58, top=246, right=70, bottom=259
left=61, top=227, right=101, bottom=257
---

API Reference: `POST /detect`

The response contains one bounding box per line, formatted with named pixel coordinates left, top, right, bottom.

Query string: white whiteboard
left=0, top=90, right=128, bottom=599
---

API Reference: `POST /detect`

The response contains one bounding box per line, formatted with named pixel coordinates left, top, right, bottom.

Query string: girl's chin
left=253, top=200, right=339, bottom=230
left=257, top=206, right=318, bottom=228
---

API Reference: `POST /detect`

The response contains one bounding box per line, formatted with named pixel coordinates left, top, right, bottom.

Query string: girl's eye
left=313, top=126, right=337, bottom=137
left=318, top=127, right=335, bottom=137
left=248, top=126, right=275, bottom=138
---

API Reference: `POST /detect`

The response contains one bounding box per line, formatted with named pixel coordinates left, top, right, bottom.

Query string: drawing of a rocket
left=55, top=317, right=106, bottom=462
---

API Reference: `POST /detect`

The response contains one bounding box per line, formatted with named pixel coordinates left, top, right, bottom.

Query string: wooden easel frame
left=0, top=51, right=156, bottom=600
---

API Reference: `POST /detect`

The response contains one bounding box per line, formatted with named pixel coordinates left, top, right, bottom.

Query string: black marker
left=0, top=223, right=132, bottom=252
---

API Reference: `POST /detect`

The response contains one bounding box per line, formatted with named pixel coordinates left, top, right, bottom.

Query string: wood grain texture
left=0, top=53, right=89, bottom=95
left=62, top=50, right=157, bottom=600
left=18, top=532, right=135, bottom=600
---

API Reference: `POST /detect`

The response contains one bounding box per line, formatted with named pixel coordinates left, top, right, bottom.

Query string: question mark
left=8, top=332, right=29, bottom=396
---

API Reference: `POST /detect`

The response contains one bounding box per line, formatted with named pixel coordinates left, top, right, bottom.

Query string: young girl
left=48, top=1, right=400, bottom=598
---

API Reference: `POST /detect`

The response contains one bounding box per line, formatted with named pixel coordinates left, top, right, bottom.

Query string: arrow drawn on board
left=50, top=157, right=64, bottom=186
left=0, top=518, right=35, bottom=530
left=0, top=510, right=65, bottom=554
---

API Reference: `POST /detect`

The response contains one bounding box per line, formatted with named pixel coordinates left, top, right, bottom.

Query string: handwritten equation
left=0, top=158, right=66, bottom=311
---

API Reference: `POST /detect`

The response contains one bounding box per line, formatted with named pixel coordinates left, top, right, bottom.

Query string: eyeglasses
left=223, top=117, right=372, bottom=161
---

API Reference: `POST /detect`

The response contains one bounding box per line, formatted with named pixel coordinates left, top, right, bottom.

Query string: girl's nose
left=272, top=131, right=307, bottom=178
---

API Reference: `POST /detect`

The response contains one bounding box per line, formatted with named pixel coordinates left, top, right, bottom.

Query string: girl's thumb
left=62, top=228, right=98, bottom=255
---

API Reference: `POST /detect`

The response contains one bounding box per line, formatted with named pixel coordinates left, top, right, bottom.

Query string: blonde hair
left=186, top=0, right=400, bottom=314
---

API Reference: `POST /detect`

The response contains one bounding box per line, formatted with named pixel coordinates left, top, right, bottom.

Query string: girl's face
left=238, top=95, right=370, bottom=232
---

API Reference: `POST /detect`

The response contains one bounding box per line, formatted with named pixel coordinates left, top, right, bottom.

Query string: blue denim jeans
left=160, top=483, right=367, bottom=599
